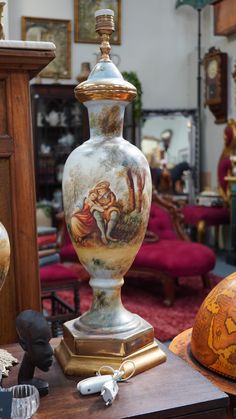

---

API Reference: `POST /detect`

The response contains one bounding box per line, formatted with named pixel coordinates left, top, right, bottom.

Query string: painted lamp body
left=63, top=65, right=152, bottom=333
left=0, top=222, right=10, bottom=291
left=55, top=9, right=166, bottom=376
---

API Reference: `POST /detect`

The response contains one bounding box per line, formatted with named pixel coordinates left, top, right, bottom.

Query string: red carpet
left=45, top=267, right=221, bottom=342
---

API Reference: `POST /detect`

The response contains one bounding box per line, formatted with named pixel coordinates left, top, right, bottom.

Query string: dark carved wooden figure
left=16, top=310, right=53, bottom=396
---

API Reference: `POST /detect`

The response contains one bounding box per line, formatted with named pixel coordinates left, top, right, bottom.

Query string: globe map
left=191, top=272, right=236, bottom=380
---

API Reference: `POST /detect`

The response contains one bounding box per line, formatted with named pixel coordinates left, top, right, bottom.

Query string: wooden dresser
left=0, top=41, right=55, bottom=343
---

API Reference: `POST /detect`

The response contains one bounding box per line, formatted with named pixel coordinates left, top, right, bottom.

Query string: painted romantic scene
left=70, top=181, right=120, bottom=245
left=63, top=143, right=152, bottom=278
left=68, top=169, right=149, bottom=248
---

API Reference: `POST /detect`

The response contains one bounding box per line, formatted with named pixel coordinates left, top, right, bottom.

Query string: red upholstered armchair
left=128, top=195, right=216, bottom=306
left=182, top=119, right=236, bottom=243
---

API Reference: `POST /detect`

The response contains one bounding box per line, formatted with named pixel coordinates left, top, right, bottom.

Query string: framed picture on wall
left=21, top=17, right=71, bottom=79
left=214, top=0, right=236, bottom=36
left=74, top=0, right=121, bottom=44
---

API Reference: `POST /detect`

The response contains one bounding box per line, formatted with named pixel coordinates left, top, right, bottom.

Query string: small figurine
left=16, top=310, right=53, bottom=396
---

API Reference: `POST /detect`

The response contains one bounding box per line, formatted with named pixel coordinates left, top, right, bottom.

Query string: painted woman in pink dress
left=70, top=190, right=104, bottom=243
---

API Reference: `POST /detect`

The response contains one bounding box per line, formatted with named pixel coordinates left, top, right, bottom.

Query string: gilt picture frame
left=21, top=16, right=71, bottom=79
left=74, top=0, right=121, bottom=44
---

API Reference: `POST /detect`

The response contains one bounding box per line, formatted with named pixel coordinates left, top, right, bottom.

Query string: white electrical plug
left=77, top=375, right=113, bottom=395
left=101, top=379, right=119, bottom=406
left=77, top=360, right=135, bottom=405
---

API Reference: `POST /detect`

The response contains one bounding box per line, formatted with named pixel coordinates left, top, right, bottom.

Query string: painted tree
left=136, top=168, right=146, bottom=212
left=125, top=167, right=136, bottom=212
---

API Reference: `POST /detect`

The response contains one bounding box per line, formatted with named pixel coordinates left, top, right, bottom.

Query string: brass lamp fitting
left=95, top=9, right=115, bottom=62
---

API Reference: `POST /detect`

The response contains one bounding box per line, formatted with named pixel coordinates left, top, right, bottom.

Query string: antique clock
left=204, top=47, right=228, bottom=124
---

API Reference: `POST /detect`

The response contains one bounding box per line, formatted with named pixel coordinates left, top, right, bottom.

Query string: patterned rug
left=43, top=266, right=222, bottom=342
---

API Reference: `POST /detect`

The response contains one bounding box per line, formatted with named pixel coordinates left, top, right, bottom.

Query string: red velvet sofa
left=129, top=203, right=215, bottom=305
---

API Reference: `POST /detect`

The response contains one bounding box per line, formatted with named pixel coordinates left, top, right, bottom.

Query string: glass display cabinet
left=31, top=84, right=90, bottom=202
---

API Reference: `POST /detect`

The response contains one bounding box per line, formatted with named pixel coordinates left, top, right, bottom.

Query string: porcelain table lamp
left=0, top=222, right=10, bottom=292
left=55, top=9, right=166, bottom=377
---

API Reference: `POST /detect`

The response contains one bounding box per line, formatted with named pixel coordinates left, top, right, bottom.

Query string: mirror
left=141, top=109, right=199, bottom=200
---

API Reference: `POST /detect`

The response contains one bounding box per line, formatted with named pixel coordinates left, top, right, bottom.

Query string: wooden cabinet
left=0, top=42, right=55, bottom=344
left=31, top=84, right=89, bottom=202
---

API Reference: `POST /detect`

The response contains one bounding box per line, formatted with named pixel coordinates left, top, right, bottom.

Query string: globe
left=191, top=272, right=236, bottom=380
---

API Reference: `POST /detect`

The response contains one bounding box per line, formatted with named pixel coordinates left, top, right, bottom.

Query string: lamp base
left=54, top=316, right=166, bottom=377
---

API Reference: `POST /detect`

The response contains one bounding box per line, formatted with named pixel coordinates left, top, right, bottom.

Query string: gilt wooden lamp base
left=54, top=316, right=166, bottom=377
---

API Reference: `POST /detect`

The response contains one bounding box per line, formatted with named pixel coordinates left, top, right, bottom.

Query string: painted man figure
left=93, top=181, right=120, bottom=244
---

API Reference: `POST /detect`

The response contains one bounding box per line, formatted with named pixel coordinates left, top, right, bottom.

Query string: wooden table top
left=2, top=338, right=229, bottom=419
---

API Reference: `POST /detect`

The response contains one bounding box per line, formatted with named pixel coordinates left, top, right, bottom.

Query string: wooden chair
left=40, top=263, right=80, bottom=337
left=37, top=218, right=81, bottom=336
